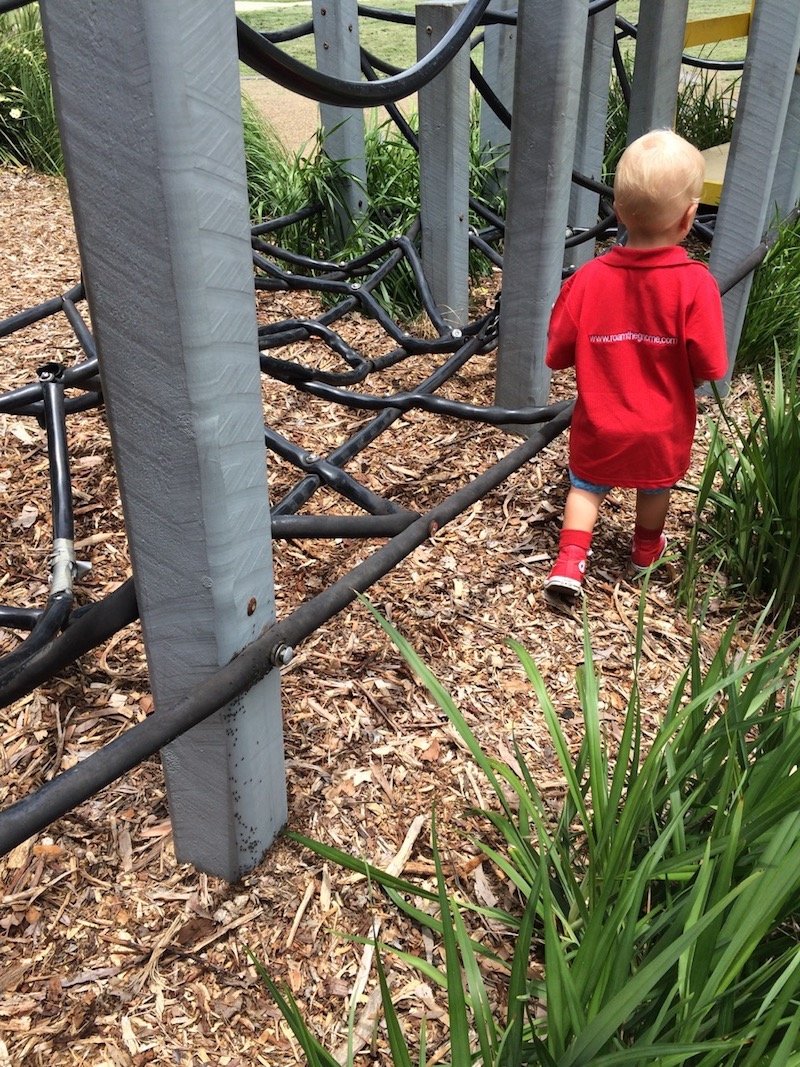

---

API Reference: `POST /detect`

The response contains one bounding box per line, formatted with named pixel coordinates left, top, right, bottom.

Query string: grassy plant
left=242, top=91, right=343, bottom=257
left=258, top=599, right=800, bottom=1064
left=683, top=344, right=800, bottom=620
left=604, top=60, right=737, bottom=179
left=0, top=5, right=62, bottom=173
left=739, top=212, right=800, bottom=368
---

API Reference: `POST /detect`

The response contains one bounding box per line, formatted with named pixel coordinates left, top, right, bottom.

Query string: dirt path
left=242, top=76, right=321, bottom=152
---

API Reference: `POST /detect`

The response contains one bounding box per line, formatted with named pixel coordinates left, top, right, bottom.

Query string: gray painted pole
left=626, top=0, right=690, bottom=142
left=40, top=0, right=286, bottom=880
left=417, top=1, right=471, bottom=328
left=479, top=0, right=516, bottom=192
left=313, top=0, right=368, bottom=232
left=769, top=56, right=800, bottom=216
left=496, top=0, right=587, bottom=415
left=709, top=0, right=800, bottom=389
left=567, top=3, right=615, bottom=270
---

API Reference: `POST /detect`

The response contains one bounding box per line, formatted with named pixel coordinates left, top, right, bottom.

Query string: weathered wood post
left=769, top=51, right=800, bottom=215
left=479, top=0, right=516, bottom=192
left=40, top=0, right=287, bottom=880
left=416, top=0, right=471, bottom=328
left=568, top=2, right=616, bottom=269
left=709, top=0, right=800, bottom=388
left=496, top=0, right=587, bottom=415
left=313, top=0, right=368, bottom=233
left=626, top=0, right=690, bottom=142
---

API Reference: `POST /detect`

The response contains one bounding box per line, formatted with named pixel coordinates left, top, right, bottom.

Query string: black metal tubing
left=0, top=401, right=573, bottom=857
left=61, top=298, right=97, bottom=361
left=565, top=210, right=617, bottom=249
left=0, top=606, right=42, bottom=631
left=265, top=426, right=411, bottom=516
left=612, top=35, right=631, bottom=110
left=251, top=204, right=323, bottom=236
left=252, top=237, right=343, bottom=275
left=0, top=283, right=84, bottom=340
left=272, top=325, right=491, bottom=516
left=294, top=379, right=567, bottom=427
left=0, top=592, right=73, bottom=692
left=259, top=19, right=315, bottom=45
left=40, top=370, right=74, bottom=542
left=0, top=581, right=138, bottom=710
left=236, top=0, right=491, bottom=107
left=272, top=512, right=417, bottom=539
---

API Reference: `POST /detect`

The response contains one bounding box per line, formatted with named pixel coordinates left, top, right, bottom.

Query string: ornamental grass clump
left=256, top=599, right=800, bottom=1065
left=739, top=212, right=800, bottom=367
left=0, top=5, right=61, bottom=174
left=683, top=344, right=800, bottom=620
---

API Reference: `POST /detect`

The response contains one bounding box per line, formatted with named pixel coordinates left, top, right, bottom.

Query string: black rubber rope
left=0, top=580, right=138, bottom=710
left=236, top=0, right=491, bottom=107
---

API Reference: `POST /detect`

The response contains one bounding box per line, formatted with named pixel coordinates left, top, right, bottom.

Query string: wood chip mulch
left=0, top=167, right=773, bottom=1066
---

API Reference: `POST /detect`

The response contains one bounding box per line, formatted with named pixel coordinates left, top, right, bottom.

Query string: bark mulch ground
left=0, top=167, right=765, bottom=1065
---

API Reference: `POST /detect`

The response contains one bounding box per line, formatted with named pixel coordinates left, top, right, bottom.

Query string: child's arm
left=546, top=286, right=578, bottom=370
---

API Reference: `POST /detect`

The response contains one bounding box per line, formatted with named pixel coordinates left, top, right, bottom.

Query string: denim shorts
left=569, top=469, right=670, bottom=496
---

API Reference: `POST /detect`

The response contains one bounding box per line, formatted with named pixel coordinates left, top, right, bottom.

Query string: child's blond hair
left=614, top=129, right=704, bottom=237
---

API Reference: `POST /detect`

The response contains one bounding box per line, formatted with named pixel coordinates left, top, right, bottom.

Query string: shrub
left=739, top=212, right=800, bottom=368
left=0, top=5, right=61, bottom=174
left=683, top=344, right=800, bottom=620
left=255, top=601, right=800, bottom=1064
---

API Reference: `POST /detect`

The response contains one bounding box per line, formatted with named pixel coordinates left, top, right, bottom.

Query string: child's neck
left=625, top=232, right=681, bottom=250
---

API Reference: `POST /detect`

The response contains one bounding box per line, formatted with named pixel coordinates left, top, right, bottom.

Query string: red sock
left=559, top=528, right=593, bottom=554
left=634, top=522, right=664, bottom=548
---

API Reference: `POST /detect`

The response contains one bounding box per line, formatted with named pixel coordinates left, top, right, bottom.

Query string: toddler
left=544, top=128, right=728, bottom=605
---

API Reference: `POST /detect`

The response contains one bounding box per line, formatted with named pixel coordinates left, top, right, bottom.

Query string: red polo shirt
left=546, top=245, right=728, bottom=488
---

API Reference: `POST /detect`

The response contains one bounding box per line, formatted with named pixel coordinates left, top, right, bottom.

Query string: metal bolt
left=451, top=328, right=463, bottom=340
left=271, top=644, right=294, bottom=667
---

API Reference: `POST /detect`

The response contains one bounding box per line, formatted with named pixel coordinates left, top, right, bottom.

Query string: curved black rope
left=236, top=0, right=492, bottom=107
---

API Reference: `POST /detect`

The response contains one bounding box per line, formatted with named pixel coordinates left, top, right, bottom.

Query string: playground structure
left=0, top=0, right=799, bottom=880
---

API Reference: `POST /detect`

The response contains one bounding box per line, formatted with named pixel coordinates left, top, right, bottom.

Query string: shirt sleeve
left=686, top=270, right=728, bottom=382
left=545, top=281, right=578, bottom=370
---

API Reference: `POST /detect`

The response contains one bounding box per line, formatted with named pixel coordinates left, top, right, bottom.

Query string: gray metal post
left=627, top=0, right=690, bottom=142
left=417, top=1, right=471, bottom=328
left=313, top=0, right=368, bottom=231
left=770, top=55, right=800, bottom=215
left=496, top=0, right=588, bottom=415
left=479, top=0, right=516, bottom=191
left=709, top=0, right=800, bottom=389
left=567, top=3, right=615, bottom=270
left=40, top=0, right=286, bottom=880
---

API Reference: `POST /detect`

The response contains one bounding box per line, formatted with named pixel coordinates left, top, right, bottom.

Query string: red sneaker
left=631, top=533, right=667, bottom=570
left=544, top=545, right=589, bottom=599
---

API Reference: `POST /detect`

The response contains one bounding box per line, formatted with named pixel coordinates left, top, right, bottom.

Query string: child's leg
left=564, top=487, right=606, bottom=534
left=632, top=489, right=670, bottom=567
left=544, top=488, right=605, bottom=599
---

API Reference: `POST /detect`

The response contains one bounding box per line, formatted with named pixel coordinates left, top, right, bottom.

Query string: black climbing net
left=0, top=0, right=775, bottom=852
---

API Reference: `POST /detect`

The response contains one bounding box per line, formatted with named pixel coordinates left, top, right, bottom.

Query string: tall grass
left=683, top=344, right=800, bottom=620
left=0, top=5, right=61, bottom=173
left=739, top=212, right=800, bottom=368
left=256, top=599, right=800, bottom=1064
